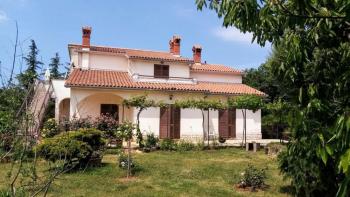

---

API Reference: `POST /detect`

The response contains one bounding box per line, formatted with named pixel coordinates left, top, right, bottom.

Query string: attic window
left=154, top=64, right=169, bottom=78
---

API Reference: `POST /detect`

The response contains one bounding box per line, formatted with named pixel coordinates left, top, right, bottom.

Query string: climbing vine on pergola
left=123, top=94, right=156, bottom=147
left=174, top=98, right=226, bottom=146
left=228, top=95, right=264, bottom=147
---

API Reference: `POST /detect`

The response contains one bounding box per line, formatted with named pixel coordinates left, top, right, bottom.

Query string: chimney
left=82, top=26, right=92, bottom=47
left=169, top=35, right=181, bottom=55
left=192, top=45, right=202, bottom=63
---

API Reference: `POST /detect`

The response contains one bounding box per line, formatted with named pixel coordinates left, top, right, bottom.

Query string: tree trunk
left=201, top=109, right=205, bottom=145
left=207, top=110, right=210, bottom=147
left=244, top=109, right=247, bottom=148
left=127, top=139, right=131, bottom=178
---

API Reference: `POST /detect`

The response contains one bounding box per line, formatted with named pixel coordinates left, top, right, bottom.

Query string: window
left=100, top=104, right=119, bottom=121
left=154, top=64, right=169, bottom=78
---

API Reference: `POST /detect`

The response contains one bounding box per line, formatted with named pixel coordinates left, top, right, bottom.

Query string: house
left=51, top=26, right=265, bottom=141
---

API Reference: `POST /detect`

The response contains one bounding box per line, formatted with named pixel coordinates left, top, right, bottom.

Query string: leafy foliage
left=144, top=133, right=159, bottom=149
left=17, top=40, right=43, bottom=89
left=123, top=95, right=156, bottom=147
left=41, top=118, right=60, bottom=138
left=238, top=165, right=267, bottom=191
left=37, top=128, right=105, bottom=169
left=93, top=114, right=119, bottom=138
left=159, top=138, right=178, bottom=151
left=49, top=52, right=64, bottom=79
left=196, top=0, right=350, bottom=196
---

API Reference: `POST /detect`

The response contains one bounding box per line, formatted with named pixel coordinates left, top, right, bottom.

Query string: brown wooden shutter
left=154, top=65, right=162, bottom=77
left=228, top=109, right=236, bottom=138
left=162, top=65, right=169, bottom=78
left=219, top=109, right=229, bottom=138
left=159, top=107, right=169, bottom=139
left=172, top=106, right=181, bottom=139
left=159, top=105, right=180, bottom=139
left=219, top=109, right=236, bottom=139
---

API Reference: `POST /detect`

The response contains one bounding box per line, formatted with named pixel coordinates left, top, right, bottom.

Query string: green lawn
left=1, top=148, right=290, bottom=197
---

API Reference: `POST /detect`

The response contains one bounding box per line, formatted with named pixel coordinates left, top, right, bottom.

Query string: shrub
left=93, top=115, right=118, bottom=138
left=37, top=128, right=105, bottom=170
left=238, top=165, right=267, bottom=191
left=118, top=153, right=134, bottom=169
left=177, top=140, right=195, bottom=151
left=159, top=138, right=177, bottom=151
left=144, top=133, right=159, bottom=148
left=195, top=140, right=205, bottom=151
left=68, top=116, right=93, bottom=131
left=41, top=118, right=60, bottom=138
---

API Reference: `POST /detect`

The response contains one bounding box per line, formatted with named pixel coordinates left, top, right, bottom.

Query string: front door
left=100, top=104, right=119, bottom=121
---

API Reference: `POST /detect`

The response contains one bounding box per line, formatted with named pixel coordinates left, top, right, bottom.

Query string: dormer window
left=154, top=64, right=169, bottom=78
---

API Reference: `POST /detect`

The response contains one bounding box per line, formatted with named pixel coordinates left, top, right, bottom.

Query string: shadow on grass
left=279, top=185, right=295, bottom=195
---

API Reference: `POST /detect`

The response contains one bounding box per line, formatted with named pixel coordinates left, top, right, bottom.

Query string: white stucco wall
left=51, top=79, right=70, bottom=121
left=130, top=60, right=190, bottom=78
left=68, top=87, right=262, bottom=140
left=89, top=53, right=129, bottom=71
left=236, top=109, right=261, bottom=139
left=190, top=72, right=242, bottom=83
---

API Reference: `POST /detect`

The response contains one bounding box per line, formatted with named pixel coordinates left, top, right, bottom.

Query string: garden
left=0, top=145, right=290, bottom=197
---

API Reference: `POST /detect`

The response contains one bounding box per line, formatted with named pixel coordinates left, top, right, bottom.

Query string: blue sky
left=0, top=0, right=270, bottom=79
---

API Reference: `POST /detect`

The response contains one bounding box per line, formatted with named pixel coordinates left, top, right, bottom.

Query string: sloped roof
left=65, top=69, right=265, bottom=96
left=69, top=44, right=193, bottom=63
left=191, top=63, right=242, bottom=74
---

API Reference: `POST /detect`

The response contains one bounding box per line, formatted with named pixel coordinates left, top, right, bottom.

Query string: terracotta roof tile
left=65, top=69, right=265, bottom=96
left=69, top=44, right=193, bottom=63
left=191, top=63, right=242, bottom=74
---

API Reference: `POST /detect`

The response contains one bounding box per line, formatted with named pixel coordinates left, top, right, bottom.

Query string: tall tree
left=49, top=53, right=63, bottom=79
left=196, top=0, right=350, bottom=196
left=17, top=40, right=43, bottom=89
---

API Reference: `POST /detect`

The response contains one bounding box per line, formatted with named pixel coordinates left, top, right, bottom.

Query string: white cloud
left=213, top=27, right=254, bottom=43
left=0, top=10, right=9, bottom=23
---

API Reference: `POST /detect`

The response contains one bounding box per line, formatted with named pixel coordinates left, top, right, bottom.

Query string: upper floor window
left=154, top=64, right=169, bottom=78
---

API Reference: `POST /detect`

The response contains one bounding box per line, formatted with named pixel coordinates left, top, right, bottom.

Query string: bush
left=41, top=118, right=60, bottom=138
left=37, top=128, right=105, bottom=170
left=195, top=140, right=205, bottom=151
left=93, top=115, right=118, bottom=138
left=177, top=140, right=195, bottom=151
left=144, top=133, right=159, bottom=148
left=118, top=152, right=135, bottom=169
left=68, top=117, right=93, bottom=131
left=238, top=165, right=267, bottom=191
left=159, top=138, right=177, bottom=151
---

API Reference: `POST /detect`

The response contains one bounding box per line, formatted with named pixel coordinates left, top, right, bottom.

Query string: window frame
left=154, top=64, right=170, bottom=78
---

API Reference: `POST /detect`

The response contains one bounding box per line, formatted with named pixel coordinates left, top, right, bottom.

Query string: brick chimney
left=82, top=26, right=92, bottom=47
left=192, top=45, right=202, bottom=63
left=169, top=35, right=181, bottom=55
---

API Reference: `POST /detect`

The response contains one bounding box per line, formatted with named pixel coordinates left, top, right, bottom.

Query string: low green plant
left=36, top=128, right=105, bottom=170
left=194, top=140, right=205, bottom=151
left=41, top=118, right=60, bottom=138
left=159, top=138, right=177, bottom=151
left=177, top=140, right=195, bottom=151
left=118, top=153, right=134, bottom=169
left=238, top=165, right=267, bottom=191
left=144, top=133, right=159, bottom=148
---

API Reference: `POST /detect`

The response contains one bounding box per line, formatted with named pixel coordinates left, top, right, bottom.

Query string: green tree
left=196, top=0, right=350, bottom=196
left=123, top=95, right=155, bottom=147
left=49, top=53, right=63, bottom=79
left=17, top=40, right=43, bottom=89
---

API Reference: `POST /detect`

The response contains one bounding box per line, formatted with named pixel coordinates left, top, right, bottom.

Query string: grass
left=0, top=148, right=290, bottom=197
